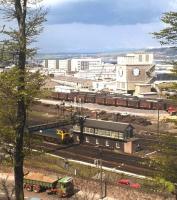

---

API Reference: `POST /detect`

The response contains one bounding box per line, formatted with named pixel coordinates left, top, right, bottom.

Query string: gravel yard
left=40, top=99, right=169, bottom=120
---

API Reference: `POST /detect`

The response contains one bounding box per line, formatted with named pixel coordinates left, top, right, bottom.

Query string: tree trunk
left=14, top=1, right=27, bottom=199
left=14, top=53, right=26, bottom=200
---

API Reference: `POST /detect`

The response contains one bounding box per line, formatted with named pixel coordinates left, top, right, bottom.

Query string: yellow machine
left=56, top=129, right=73, bottom=144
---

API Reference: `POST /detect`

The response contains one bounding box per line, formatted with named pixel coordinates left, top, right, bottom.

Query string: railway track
left=38, top=142, right=153, bottom=176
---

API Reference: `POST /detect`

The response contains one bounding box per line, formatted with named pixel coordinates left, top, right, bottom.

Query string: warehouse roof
left=53, top=75, right=92, bottom=84
left=84, top=119, right=133, bottom=132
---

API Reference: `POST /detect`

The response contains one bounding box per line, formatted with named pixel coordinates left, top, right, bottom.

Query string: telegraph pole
left=78, top=116, right=86, bottom=144
left=99, top=147, right=103, bottom=199
left=157, top=100, right=162, bottom=134
left=157, top=106, right=160, bottom=134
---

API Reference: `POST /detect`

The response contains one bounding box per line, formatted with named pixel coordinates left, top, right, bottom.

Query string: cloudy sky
left=37, top=0, right=177, bottom=53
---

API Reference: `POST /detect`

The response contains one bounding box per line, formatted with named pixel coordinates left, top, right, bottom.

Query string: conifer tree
left=0, top=1, right=46, bottom=199
left=153, top=11, right=177, bottom=199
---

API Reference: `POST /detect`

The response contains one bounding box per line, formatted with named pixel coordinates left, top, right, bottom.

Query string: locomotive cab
left=56, top=129, right=73, bottom=144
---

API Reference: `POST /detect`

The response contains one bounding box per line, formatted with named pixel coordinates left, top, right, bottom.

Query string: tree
left=153, top=12, right=177, bottom=46
left=0, top=176, right=15, bottom=200
left=153, top=12, right=177, bottom=74
left=152, top=11, right=177, bottom=199
left=0, top=1, right=46, bottom=200
left=149, top=135, right=177, bottom=196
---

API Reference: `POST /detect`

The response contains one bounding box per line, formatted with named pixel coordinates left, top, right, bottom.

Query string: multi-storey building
left=116, top=53, right=155, bottom=94
left=42, top=59, right=68, bottom=74
left=41, top=57, right=102, bottom=75
left=68, top=58, right=102, bottom=72
left=74, top=63, right=116, bottom=80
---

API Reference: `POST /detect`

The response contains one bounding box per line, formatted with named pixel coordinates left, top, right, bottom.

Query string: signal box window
left=96, top=139, right=99, bottom=145
left=105, top=140, right=109, bottom=146
left=116, top=142, right=120, bottom=149
left=86, top=137, right=89, bottom=143
left=76, top=136, right=79, bottom=142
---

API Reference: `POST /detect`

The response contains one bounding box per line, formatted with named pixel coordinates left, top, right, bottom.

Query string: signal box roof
left=84, top=119, right=134, bottom=132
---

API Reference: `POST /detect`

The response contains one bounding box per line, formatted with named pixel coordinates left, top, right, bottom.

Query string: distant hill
left=36, top=47, right=177, bottom=60
left=145, top=47, right=177, bottom=58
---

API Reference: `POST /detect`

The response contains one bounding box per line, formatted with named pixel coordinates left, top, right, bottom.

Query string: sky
left=26, top=0, right=177, bottom=53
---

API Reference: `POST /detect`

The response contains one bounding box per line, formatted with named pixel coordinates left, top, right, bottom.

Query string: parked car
left=117, top=179, right=141, bottom=189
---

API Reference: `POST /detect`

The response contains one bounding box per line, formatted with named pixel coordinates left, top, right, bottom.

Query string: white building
left=117, top=53, right=154, bottom=65
left=92, top=80, right=117, bottom=92
left=116, top=53, right=155, bottom=94
left=154, top=64, right=177, bottom=84
left=69, top=58, right=102, bottom=72
left=42, top=59, right=68, bottom=75
left=55, top=85, right=73, bottom=93
left=41, top=57, right=102, bottom=75
left=52, top=75, right=92, bottom=91
left=155, top=64, right=173, bottom=74
left=74, top=63, right=116, bottom=80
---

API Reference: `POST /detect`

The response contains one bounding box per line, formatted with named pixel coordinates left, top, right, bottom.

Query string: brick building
left=72, top=118, right=139, bottom=154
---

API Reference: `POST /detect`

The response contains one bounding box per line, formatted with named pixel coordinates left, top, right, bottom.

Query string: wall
left=73, top=132, right=124, bottom=151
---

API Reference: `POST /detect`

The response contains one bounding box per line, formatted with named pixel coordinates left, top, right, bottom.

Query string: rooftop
left=84, top=118, right=133, bottom=132
left=53, top=75, right=92, bottom=84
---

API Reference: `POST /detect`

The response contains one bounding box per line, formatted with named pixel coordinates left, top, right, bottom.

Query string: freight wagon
left=115, top=97, right=128, bottom=107
left=139, top=100, right=152, bottom=109
left=95, top=95, right=106, bottom=105
left=127, top=98, right=139, bottom=108
left=51, top=91, right=176, bottom=111
left=105, top=96, right=116, bottom=106
left=85, top=93, right=96, bottom=103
